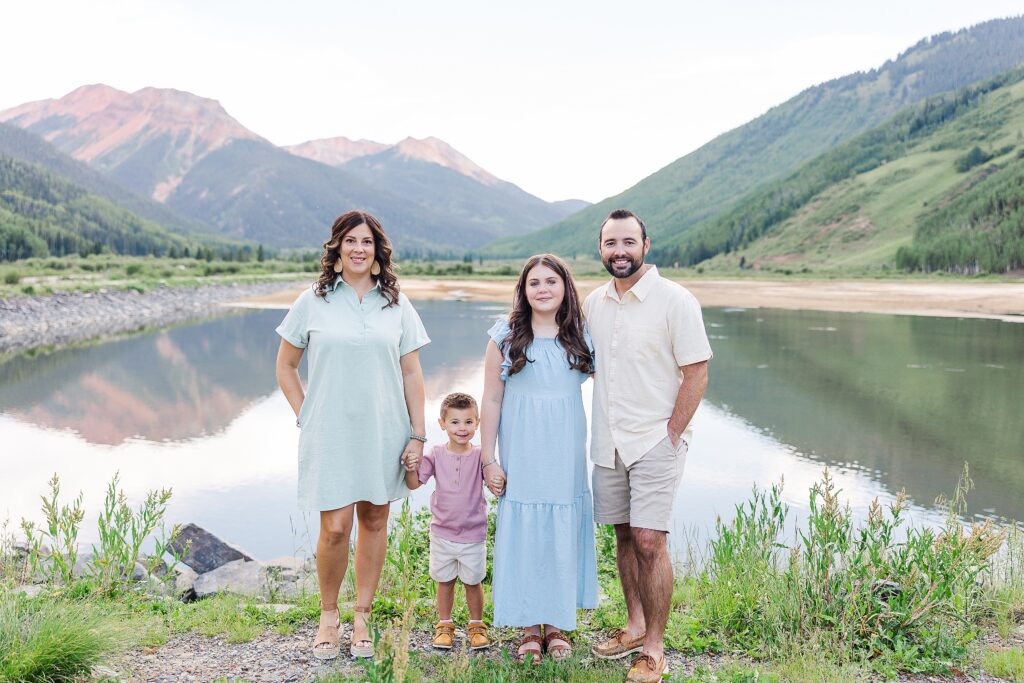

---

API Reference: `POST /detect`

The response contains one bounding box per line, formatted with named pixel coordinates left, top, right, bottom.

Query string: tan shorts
left=429, top=533, right=486, bottom=585
left=592, top=435, right=687, bottom=532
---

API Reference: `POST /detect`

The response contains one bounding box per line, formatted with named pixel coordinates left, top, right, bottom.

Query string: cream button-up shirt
left=584, top=266, right=713, bottom=469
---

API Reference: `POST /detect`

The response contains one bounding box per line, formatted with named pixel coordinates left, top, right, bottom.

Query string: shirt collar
left=332, top=275, right=380, bottom=291
left=329, top=275, right=380, bottom=300
left=602, top=265, right=659, bottom=303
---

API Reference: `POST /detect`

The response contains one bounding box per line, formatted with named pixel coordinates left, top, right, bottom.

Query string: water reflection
left=0, top=311, right=282, bottom=445
left=701, top=308, right=1024, bottom=523
left=0, top=302, right=1020, bottom=558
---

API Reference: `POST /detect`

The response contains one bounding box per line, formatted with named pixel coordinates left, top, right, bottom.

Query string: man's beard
left=602, top=253, right=644, bottom=279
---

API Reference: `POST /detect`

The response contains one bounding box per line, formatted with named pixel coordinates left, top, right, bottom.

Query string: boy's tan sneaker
left=467, top=621, right=491, bottom=650
left=433, top=621, right=456, bottom=649
left=591, top=628, right=646, bottom=660
left=625, top=652, right=670, bottom=682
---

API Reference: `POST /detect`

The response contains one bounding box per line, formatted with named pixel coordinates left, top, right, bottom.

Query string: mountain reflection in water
left=1, top=301, right=1020, bottom=558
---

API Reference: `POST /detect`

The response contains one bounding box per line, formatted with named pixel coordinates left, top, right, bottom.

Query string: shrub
left=2, top=272, right=19, bottom=285
left=954, top=146, right=992, bottom=172
left=696, top=467, right=1004, bottom=672
left=0, top=595, right=123, bottom=682
left=87, top=472, right=175, bottom=595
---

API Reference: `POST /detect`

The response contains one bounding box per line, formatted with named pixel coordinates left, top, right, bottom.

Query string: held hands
left=401, top=439, right=424, bottom=472
left=483, top=462, right=506, bottom=496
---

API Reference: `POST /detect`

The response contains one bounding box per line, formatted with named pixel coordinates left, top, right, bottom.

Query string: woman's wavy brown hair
left=313, top=210, right=399, bottom=307
left=504, top=254, right=593, bottom=376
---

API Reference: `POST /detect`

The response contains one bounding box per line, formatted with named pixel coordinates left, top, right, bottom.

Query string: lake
left=1, top=301, right=1020, bottom=562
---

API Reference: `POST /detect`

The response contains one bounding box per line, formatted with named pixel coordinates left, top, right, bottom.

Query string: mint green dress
left=276, top=279, right=430, bottom=511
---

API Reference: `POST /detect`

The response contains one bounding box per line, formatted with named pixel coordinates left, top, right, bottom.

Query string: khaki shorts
left=592, top=435, right=687, bottom=532
left=429, top=533, right=487, bottom=585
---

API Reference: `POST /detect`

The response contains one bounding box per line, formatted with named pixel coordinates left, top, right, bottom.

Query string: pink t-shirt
left=418, top=444, right=488, bottom=543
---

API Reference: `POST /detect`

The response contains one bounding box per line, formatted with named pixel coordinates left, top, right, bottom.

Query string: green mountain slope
left=341, top=148, right=582, bottom=242
left=896, top=152, right=1024, bottom=273
left=0, top=155, right=197, bottom=261
left=0, top=122, right=216, bottom=239
left=167, top=140, right=503, bottom=252
left=687, top=67, right=1024, bottom=274
left=485, top=16, right=1024, bottom=258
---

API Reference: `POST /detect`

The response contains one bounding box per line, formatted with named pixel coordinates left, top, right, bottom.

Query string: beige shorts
left=429, top=533, right=487, bottom=585
left=592, top=435, right=687, bottom=532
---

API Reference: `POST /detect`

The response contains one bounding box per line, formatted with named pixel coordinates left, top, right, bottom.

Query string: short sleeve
left=399, top=294, right=431, bottom=356
left=669, top=289, right=714, bottom=367
left=486, top=318, right=513, bottom=381
left=417, top=448, right=436, bottom=485
left=275, top=289, right=312, bottom=348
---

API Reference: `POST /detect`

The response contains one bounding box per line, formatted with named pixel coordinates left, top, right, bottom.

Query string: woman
left=275, top=210, right=430, bottom=660
left=480, top=253, right=599, bottom=664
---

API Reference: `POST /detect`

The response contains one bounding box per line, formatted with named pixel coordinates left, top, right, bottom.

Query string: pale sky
left=3, top=1, right=1022, bottom=202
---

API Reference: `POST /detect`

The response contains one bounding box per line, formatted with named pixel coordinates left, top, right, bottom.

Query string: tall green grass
left=0, top=595, right=124, bottom=682
left=3, top=468, right=1019, bottom=682
left=694, top=467, right=1005, bottom=676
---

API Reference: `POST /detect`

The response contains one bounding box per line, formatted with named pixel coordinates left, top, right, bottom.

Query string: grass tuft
left=983, top=646, right=1024, bottom=682
left=0, top=594, right=125, bottom=682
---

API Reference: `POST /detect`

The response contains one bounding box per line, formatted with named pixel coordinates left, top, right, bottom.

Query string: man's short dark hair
left=599, top=209, right=647, bottom=242
left=440, top=392, right=478, bottom=418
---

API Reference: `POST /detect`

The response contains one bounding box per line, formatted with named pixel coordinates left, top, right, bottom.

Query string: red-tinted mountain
left=284, top=136, right=388, bottom=166
left=0, top=84, right=262, bottom=201
left=1, top=86, right=590, bottom=251
left=286, top=135, right=503, bottom=186
left=339, top=139, right=584, bottom=241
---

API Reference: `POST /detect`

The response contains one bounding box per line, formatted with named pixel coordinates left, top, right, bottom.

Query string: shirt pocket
left=626, top=324, right=665, bottom=359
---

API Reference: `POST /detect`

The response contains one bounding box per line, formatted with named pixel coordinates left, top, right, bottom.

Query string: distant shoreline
left=243, top=277, right=1024, bottom=324
left=0, top=281, right=306, bottom=356
left=4, top=276, right=1021, bottom=358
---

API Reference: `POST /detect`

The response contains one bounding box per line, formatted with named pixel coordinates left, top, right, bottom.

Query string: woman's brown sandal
left=350, top=605, right=374, bottom=659
left=544, top=629, right=572, bottom=661
left=516, top=633, right=544, bottom=665
left=312, top=606, right=341, bottom=660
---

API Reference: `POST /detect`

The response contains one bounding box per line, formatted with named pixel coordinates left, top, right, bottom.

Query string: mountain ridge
left=485, top=16, right=1024, bottom=259
left=0, top=84, right=262, bottom=201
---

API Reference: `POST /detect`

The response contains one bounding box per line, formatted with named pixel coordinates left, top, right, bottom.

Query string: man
left=584, top=209, right=712, bottom=682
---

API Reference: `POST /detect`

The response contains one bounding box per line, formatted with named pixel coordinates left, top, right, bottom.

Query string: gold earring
left=370, top=260, right=381, bottom=276
left=333, top=258, right=343, bottom=274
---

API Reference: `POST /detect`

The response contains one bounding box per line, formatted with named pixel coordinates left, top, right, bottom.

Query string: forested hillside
left=0, top=123, right=214, bottom=238
left=485, top=17, right=1024, bottom=259
left=0, top=155, right=196, bottom=261
left=685, top=68, right=1024, bottom=273
left=896, top=155, right=1024, bottom=272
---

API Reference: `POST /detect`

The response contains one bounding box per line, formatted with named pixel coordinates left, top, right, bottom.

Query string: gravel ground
left=116, top=625, right=725, bottom=683
left=109, top=624, right=1022, bottom=682
left=0, top=281, right=304, bottom=355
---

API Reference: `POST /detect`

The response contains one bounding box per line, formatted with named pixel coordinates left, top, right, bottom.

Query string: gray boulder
left=263, top=556, right=317, bottom=599
left=11, top=584, right=44, bottom=598
left=169, top=524, right=252, bottom=573
left=193, top=559, right=265, bottom=598
left=192, top=557, right=317, bottom=599
left=173, top=563, right=199, bottom=601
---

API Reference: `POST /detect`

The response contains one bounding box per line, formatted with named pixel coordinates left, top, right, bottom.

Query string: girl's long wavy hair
left=504, top=254, right=593, bottom=376
left=313, top=210, right=399, bottom=307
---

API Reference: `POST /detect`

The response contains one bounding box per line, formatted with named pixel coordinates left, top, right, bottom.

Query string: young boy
left=404, top=392, right=492, bottom=650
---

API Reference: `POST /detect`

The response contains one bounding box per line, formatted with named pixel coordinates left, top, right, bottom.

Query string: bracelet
left=409, top=434, right=427, bottom=443
left=481, top=459, right=497, bottom=467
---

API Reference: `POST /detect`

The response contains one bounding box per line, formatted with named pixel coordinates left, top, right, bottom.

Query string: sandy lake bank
left=242, top=277, right=1024, bottom=323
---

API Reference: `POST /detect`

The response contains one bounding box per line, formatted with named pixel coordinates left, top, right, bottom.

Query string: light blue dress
left=488, top=319, right=598, bottom=630
left=276, top=279, right=430, bottom=511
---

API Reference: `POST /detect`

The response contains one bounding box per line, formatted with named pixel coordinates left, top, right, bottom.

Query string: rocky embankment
left=0, top=281, right=304, bottom=355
